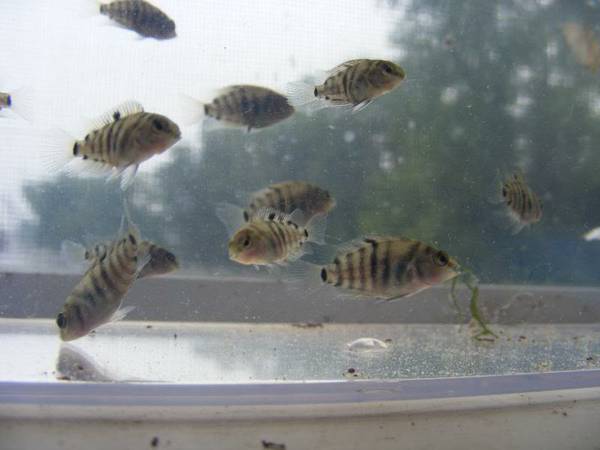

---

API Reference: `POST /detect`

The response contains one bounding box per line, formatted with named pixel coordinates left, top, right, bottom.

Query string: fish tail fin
left=109, top=305, right=135, bottom=324
left=174, top=93, right=205, bottom=126
left=285, top=80, right=319, bottom=107
left=305, top=213, right=327, bottom=245
left=215, top=202, right=246, bottom=237
left=8, top=86, right=36, bottom=122
left=70, top=0, right=103, bottom=19
left=283, top=259, right=323, bottom=285
left=39, top=128, right=78, bottom=174
left=60, top=240, right=88, bottom=264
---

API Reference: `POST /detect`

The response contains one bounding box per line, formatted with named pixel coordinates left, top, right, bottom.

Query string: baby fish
left=47, top=101, right=181, bottom=190
left=179, top=85, right=294, bottom=131
left=202, top=85, right=295, bottom=131
left=244, top=181, right=336, bottom=223
left=63, top=238, right=178, bottom=279
left=100, top=0, right=176, bottom=39
left=56, top=204, right=144, bottom=341
left=318, top=236, right=459, bottom=300
left=500, top=172, right=543, bottom=234
left=287, top=59, right=405, bottom=112
left=563, top=23, right=600, bottom=73
left=136, top=241, right=179, bottom=278
left=216, top=205, right=326, bottom=266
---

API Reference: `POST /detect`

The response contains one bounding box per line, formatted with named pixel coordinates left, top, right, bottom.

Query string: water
left=1, top=0, right=600, bottom=383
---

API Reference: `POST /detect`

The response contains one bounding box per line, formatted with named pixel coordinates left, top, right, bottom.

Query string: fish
left=562, top=22, right=600, bottom=73
left=216, top=204, right=327, bottom=266
left=243, top=181, right=336, bottom=223
left=62, top=238, right=178, bottom=279
left=500, top=172, right=543, bottom=234
left=99, top=0, right=176, bottom=39
left=287, top=59, right=405, bottom=112
left=45, top=100, right=181, bottom=190
left=136, top=241, right=179, bottom=278
left=181, top=85, right=295, bottom=131
left=316, top=235, right=459, bottom=300
left=55, top=202, right=146, bottom=341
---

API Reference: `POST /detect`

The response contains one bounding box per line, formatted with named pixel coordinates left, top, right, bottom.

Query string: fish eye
left=152, top=119, right=165, bottom=131
left=382, top=63, right=393, bottom=74
left=166, top=252, right=176, bottom=262
left=243, top=237, right=251, bottom=247
left=502, top=187, right=507, bottom=197
left=433, top=251, right=449, bottom=267
left=56, top=313, right=67, bottom=329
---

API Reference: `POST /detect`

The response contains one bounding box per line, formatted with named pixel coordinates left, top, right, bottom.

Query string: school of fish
left=8, top=1, right=592, bottom=344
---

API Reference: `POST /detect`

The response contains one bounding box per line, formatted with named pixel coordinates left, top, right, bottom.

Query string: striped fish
left=501, top=172, right=543, bottom=233
left=204, top=85, right=295, bottom=131
left=100, top=0, right=176, bottom=39
left=77, top=239, right=178, bottom=279
left=217, top=205, right=326, bottom=266
left=136, top=241, right=179, bottom=278
left=319, top=236, right=459, bottom=300
left=49, top=101, right=180, bottom=190
left=244, top=181, right=336, bottom=223
left=287, top=59, right=405, bottom=112
left=56, top=206, right=144, bottom=341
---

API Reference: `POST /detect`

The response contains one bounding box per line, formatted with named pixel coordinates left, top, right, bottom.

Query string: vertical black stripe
left=265, top=222, right=283, bottom=256
left=272, top=187, right=285, bottom=212
left=358, top=247, right=366, bottom=290
left=365, top=238, right=379, bottom=288
left=105, top=121, right=115, bottom=160
left=89, top=270, right=107, bottom=301
left=381, top=241, right=392, bottom=288
left=346, top=253, right=355, bottom=289
left=79, top=291, right=97, bottom=307
left=116, top=114, right=145, bottom=157
left=405, top=242, right=422, bottom=282
left=110, top=118, right=127, bottom=158
left=333, top=257, right=343, bottom=287
left=346, top=63, right=361, bottom=103
left=100, top=263, right=118, bottom=294
left=73, top=304, right=85, bottom=325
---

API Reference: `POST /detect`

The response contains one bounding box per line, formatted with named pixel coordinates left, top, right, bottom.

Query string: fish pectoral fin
left=118, top=164, right=139, bottom=191
left=134, top=252, right=153, bottom=279
left=352, top=99, right=373, bottom=113
left=380, top=290, right=421, bottom=303
left=109, top=305, right=135, bottom=324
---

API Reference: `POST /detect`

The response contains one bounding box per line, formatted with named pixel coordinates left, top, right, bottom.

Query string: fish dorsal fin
left=288, top=209, right=306, bottom=227
left=253, top=207, right=285, bottom=222
left=326, top=59, right=364, bottom=77
left=89, top=100, right=145, bottom=130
